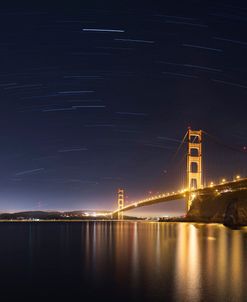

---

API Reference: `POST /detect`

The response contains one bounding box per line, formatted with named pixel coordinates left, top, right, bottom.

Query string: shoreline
left=0, top=219, right=246, bottom=228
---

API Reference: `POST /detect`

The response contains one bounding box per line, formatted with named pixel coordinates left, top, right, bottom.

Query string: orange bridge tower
left=187, top=128, right=203, bottom=211
left=117, top=188, right=125, bottom=220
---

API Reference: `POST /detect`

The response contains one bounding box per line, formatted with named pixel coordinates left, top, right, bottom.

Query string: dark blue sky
left=0, top=1, right=247, bottom=213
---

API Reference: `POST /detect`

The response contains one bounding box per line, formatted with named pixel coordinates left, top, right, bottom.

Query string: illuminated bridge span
left=112, top=128, right=247, bottom=219
left=112, top=177, right=247, bottom=216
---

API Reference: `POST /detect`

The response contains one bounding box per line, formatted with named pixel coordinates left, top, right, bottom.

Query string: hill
left=187, top=189, right=247, bottom=227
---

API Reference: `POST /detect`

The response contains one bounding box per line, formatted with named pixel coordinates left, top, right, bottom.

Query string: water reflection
left=131, top=222, right=139, bottom=289
left=80, top=222, right=246, bottom=301
left=231, top=231, right=243, bottom=301
left=0, top=222, right=246, bottom=301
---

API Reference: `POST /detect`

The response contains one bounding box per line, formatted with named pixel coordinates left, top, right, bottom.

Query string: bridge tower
left=117, top=188, right=125, bottom=220
left=187, top=128, right=202, bottom=211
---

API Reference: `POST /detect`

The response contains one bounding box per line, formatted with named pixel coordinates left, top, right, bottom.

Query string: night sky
left=0, top=1, right=247, bottom=214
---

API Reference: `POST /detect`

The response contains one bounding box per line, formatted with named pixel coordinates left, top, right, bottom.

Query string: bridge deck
left=112, top=178, right=247, bottom=215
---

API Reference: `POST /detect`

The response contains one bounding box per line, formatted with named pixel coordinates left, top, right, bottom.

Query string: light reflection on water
left=0, top=222, right=246, bottom=301
left=80, top=222, right=246, bottom=301
left=174, top=224, right=201, bottom=302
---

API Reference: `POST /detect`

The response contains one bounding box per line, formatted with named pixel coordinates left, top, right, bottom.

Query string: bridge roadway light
left=236, top=175, right=240, bottom=180
left=191, top=193, right=196, bottom=200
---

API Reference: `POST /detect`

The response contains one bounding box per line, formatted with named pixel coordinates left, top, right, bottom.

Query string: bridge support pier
left=117, top=189, right=124, bottom=220
left=187, top=128, right=203, bottom=211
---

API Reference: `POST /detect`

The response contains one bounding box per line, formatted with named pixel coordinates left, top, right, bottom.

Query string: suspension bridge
left=112, top=128, right=247, bottom=219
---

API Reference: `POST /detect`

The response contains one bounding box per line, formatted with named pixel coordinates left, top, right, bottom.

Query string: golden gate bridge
left=111, top=128, right=247, bottom=219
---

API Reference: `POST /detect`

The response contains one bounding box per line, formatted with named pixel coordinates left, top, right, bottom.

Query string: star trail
left=0, top=1, right=246, bottom=214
